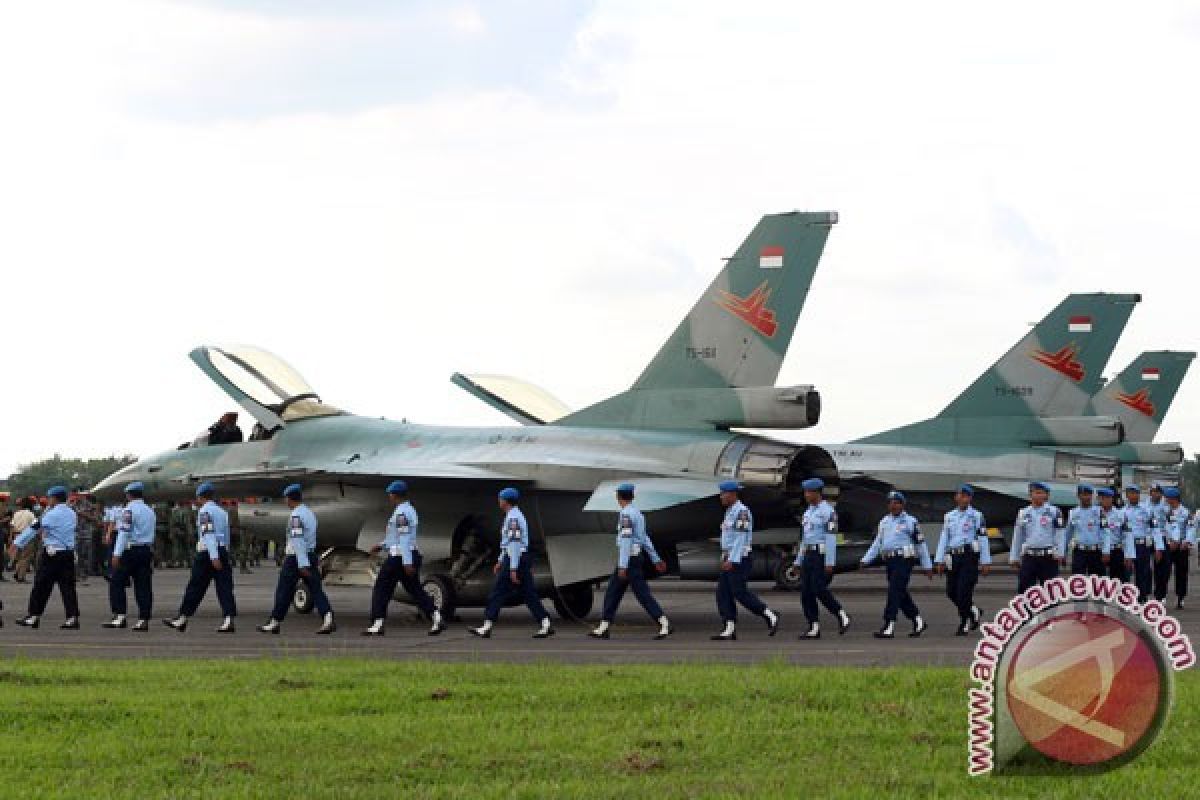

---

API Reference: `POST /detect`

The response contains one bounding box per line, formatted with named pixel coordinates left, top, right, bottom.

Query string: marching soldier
left=1159, top=487, right=1192, bottom=610
left=470, top=488, right=555, bottom=639
left=1010, top=481, right=1065, bottom=592
left=1098, top=488, right=1130, bottom=583
left=588, top=483, right=671, bottom=641
left=362, top=480, right=446, bottom=637
left=710, top=481, right=780, bottom=641
left=10, top=486, right=81, bottom=629
left=104, top=482, right=157, bottom=631
left=1148, top=483, right=1173, bottom=601
left=1120, top=485, right=1162, bottom=603
left=791, top=477, right=849, bottom=639
left=861, top=491, right=932, bottom=638
left=934, top=484, right=990, bottom=636
left=163, top=483, right=237, bottom=633
left=1062, top=485, right=1105, bottom=576
left=258, top=485, right=336, bottom=634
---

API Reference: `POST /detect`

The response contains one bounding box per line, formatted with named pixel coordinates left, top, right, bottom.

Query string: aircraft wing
left=582, top=478, right=720, bottom=512
left=181, top=463, right=527, bottom=486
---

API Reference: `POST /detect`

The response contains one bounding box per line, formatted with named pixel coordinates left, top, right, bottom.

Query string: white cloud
left=1, top=0, right=1197, bottom=479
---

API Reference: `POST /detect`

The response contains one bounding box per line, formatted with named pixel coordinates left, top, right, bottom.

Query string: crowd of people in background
left=0, top=491, right=280, bottom=585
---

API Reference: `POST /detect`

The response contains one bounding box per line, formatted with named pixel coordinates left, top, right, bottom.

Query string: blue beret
left=124, top=481, right=145, bottom=494
left=616, top=483, right=635, bottom=495
left=386, top=480, right=408, bottom=495
left=498, top=487, right=520, bottom=502
left=887, top=490, right=906, bottom=503
left=958, top=484, right=975, bottom=496
left=1125, top=485, right=1142, bottom=494
left=1164, top=487, right=1181, bottom=499
left=1076, top=484, right=1095, bottom=495
left=47, top=486, right=68, bottom=500
left=282, top=483, right=303, bottom=499
left=1029, top=481, right=1050, bottom=493
left=195, top=482, right=216, bottom=497
left=1097, top=487, right=1115, bottom=498
left=801, top=478, right=824, bottom=491
left=717, top=480, right=741, bottom=493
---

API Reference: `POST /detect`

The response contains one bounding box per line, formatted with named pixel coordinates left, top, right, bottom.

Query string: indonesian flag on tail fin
left=1142, top=367, right=1161, bottom=381
left=1068, top=315, right=1092, bottom=333
left=759, top=246, right=784, bottom=269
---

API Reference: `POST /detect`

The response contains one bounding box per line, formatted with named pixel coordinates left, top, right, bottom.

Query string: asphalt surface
left=0, top=565, right=1196, bottom=665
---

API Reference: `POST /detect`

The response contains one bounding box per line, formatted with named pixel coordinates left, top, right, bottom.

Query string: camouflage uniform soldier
left=153, top=502, right=170, bottom=568
left=169, top=502, right=193, bottom=568
left=72, top=495, right=99, bottom=583
left=225, top=501, right=252, bottom=574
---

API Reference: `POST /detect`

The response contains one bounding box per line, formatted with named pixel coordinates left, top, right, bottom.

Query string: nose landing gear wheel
left=552, top=581, right=594, bottom=621
left=420, top=574, right=457, bottom=621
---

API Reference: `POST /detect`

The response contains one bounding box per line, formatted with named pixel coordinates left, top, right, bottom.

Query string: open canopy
left=190, top=345, right=343, bottom=432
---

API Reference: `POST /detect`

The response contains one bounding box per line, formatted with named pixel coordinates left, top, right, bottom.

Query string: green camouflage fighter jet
left=1082, top=350, right=1196, bottom=489
left=817, top=293, right=1141, bottom=555
left=94, top=211, right=839, bottom=619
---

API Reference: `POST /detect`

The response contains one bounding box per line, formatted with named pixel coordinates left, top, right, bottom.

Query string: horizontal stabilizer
left=583, top=477, right=721, bottom=512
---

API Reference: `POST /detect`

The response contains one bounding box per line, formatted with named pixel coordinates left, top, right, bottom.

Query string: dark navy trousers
left=271, top=553, right=333, bottom=620
left=800, top=550, right=842, bottom=624
left=600, top=558, right=663, bottom=622
left=1017, top=554, right=1059, bottom=593
left=1107, top=547, right=1129, bottom=583
left=716, top=559, right=767, bottom=622
left=28, top=550, right=80, bottom=618
left=1071, top=549, right=1105, bottom=576
left=179, top=546, right=237, bottom=617
left=944, top=551, right=979, bottom=621
left=110, top=545, right=154, bottom=619
left=1134, top=543, right=1156, bottom=602
left=883, top=556, right=920, bottom=622
left=1154, top=546, right=1190, bottom=601
left=484, top=552, right=550, bottom=623
left=370, top=552, right=436, bottom=620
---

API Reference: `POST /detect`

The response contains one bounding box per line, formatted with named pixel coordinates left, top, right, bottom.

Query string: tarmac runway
left=0, top=565, right=1195, bottom=665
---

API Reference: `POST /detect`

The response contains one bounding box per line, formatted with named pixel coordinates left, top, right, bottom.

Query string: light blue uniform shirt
left=1146, top=498, right=1169, bottom=539
left=795, top=500, right=838, bottom=568
left=1100, top=507, right=1125, bottom=554
left=1010, top=503, right=1065, bottom=562
left=500, top=506, right=529, bottom=566
left=196, top=501, right=230, bottom=561
left=1064, top=505, right=1107, bottom=553
left=1164, top=503, right=1194, bottom=546
left=720, top=501, right=753, bottom=564
left=114, top=499, right=156, bottom=557
left=1122, top=502, right=1162, bottom=552
left=286, top=504, right=319, bottom=568
left=863, top=511, right=932, bottom=569
left=14, top=504, right=76, bottom=552
left=935, top=506, right=991, bottom=565
left=616, top=504, right=661, bottom=569
left=381, top=502, right=419, bottom=565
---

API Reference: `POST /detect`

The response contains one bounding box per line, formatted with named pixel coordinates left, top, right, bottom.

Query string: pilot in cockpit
left=208, top=412, right=244, bottom=445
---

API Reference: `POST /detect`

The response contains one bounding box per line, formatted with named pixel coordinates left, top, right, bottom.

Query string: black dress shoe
left=588, top=629, right=610, bottom=639
left=766, top=612, right=780, bottom=637
left=102, top=617, right=127, bottom=629
left=1177, top=599, right=1186, bottom=611
left=653, top=624, right=672, bottom=641
left=469, top=627, right=491, bottom=638
left=873, top=627, right=895, bottom=639
left=16, top=616, right=38, bottom=628
left=216, top=621, right=235, bottom=634
left=799, top=629, right=820, bottom=640
left=532, top=627, right=555, bottom=639
left=838, top=615, right=851, bottom=635
left=428, top=621, right=446, bottom=636
left=361, top=628, right=384, bottom=637
left=132, top=619, right=149, bottom=632
left=970, top=606, right=983, bottom=630
left=710, top=632, right=736, bottom=641
left=163, top=618, right=187, bottom=632
left=60, top=619, right=80, bottom=630
left=955, top=620, right=970, bottom=636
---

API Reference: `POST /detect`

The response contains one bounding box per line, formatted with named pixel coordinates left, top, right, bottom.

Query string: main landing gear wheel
left=421, top=574, right=457, bottom=621
left=293, top=584, right=314, bottom=614
left=552, top=582, right=594, bottom=621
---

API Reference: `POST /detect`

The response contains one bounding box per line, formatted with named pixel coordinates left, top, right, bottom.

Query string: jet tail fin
left=556, top=210, right=837, bottom=429
left=1088, top=350, right=1195, bottom=441
left=936, top=292, right=1139, bottom=419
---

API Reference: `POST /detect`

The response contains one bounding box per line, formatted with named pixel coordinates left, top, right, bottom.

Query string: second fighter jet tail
left=1087, top=350, right=1195, bottom=442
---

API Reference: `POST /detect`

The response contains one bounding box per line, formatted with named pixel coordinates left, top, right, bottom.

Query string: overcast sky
left=2, top=1, right=1197, bottom=478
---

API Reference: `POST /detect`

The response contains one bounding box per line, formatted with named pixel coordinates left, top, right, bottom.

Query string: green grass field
left=0, top=659, right=1194, bottom=799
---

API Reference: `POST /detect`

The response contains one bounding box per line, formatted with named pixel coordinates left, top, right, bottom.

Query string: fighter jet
left=94, top=211, right=839, bottom=619
left=814, top=293, right=1143, bottom=552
